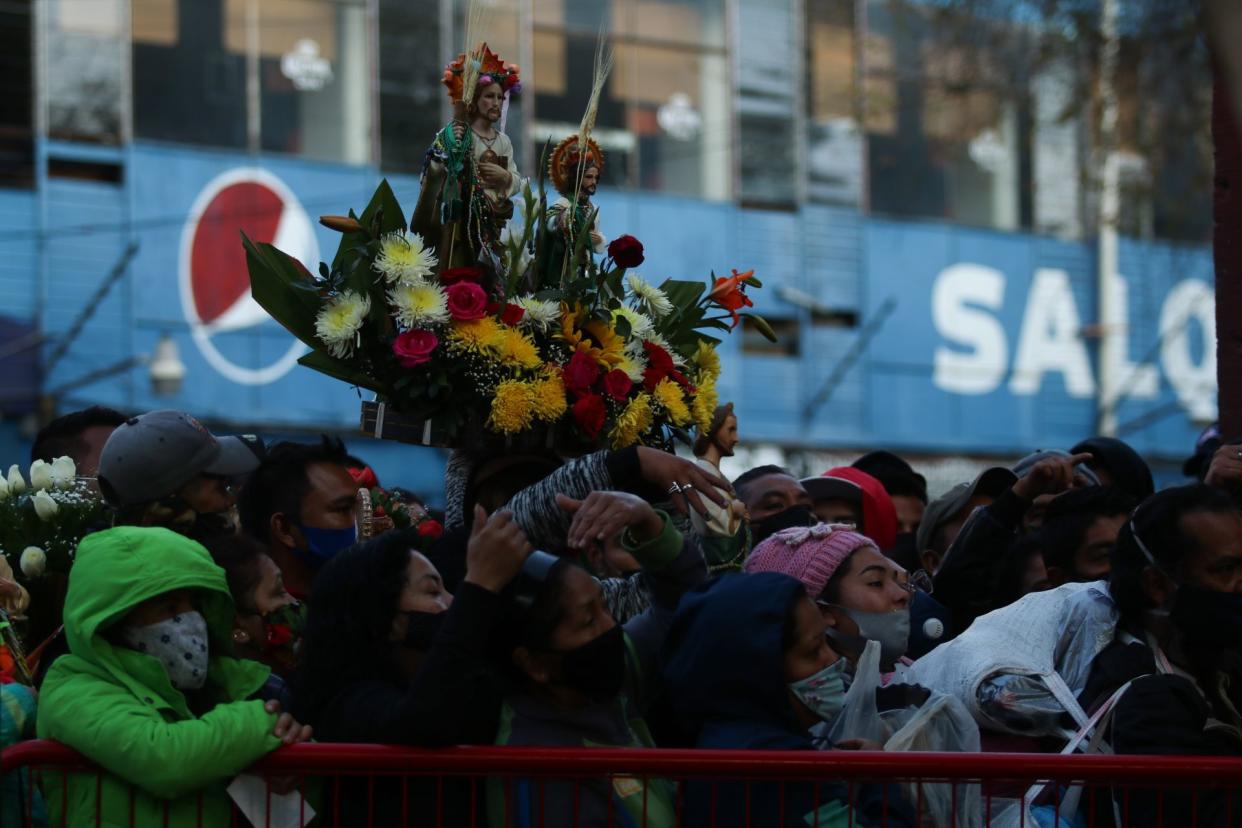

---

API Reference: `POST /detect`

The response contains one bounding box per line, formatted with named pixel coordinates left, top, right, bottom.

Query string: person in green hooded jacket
left=36, top=525, right=312, bottom=827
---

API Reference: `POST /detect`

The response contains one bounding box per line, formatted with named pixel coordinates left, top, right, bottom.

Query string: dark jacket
left=297, top=581, right=503, bottom=825
left=1080, top=637, right=1242, bottom=827
left=933, top=488, right=1029, bottom=635
left=662, top=573, right=913, bottom=828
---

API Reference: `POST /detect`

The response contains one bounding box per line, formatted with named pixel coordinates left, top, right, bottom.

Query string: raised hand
left=1013, top=452, right=1093, bottom=501
left=557, top=491, right=662, bottom=551
left=635, top=446, right=729, bottom=517
left=464, top=505, right=533, bottom=593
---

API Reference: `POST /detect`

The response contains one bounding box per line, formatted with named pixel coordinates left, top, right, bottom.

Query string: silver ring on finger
left=667, top=482, right=684, bottom=495
left=680, top=482, right=695, bottom=493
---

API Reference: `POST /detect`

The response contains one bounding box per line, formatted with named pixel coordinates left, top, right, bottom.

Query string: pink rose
left=393, top=330, right=439, bottom=367
left=446, top=282, right=489, bottom=321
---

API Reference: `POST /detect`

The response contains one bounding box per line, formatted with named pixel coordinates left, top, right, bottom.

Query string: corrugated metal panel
left=0, top=189, right=39, bottom=320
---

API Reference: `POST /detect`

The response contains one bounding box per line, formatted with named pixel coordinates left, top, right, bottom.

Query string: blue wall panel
left=0, top=189, right=38, bottom=321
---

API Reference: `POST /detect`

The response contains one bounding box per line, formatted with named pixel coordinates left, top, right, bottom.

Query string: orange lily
left=709, top=269, right=755, bottom=328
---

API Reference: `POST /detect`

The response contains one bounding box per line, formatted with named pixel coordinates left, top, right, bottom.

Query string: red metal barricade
left=6, top=740, right=1242, bottom=827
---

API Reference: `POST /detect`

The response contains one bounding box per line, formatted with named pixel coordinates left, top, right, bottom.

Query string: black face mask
left=751, top=504, right=817, bottom=546
left=403, top=610, right=447, bottom=651
left=556, top=623, right=626, bottom=700
left=1170, top=584, right=1242, bottom=653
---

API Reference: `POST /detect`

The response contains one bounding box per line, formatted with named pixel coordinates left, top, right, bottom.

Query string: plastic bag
left=906, top=581, right=1118, bottom=738
left=824, top=641, right=982, bottom=828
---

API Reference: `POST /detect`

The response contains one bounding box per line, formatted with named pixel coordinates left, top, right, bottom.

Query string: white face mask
left=120, top=610, right=210, bottom=690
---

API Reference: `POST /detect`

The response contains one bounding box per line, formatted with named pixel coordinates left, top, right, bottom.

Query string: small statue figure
left=412, top=44, right=522, bottom=278
left=544, top=134, right=607, bottom=283
left=691, top=402, right=751, bottom=571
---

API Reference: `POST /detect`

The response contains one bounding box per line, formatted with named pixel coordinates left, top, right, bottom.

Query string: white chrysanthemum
left=617, top=350, right=648, bottom=383
left=315, top=290, right=371, bottom=359
left=389, top=280, right=450, bottom=328
left=373, top=230, right=437, bottom=285
left=626, top=274, right=673, bottom=318
left=514, top=297, right=561, bottom=332
left=611, top=306, right=655, bottom=341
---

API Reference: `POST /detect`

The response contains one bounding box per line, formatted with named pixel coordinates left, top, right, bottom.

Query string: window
left=531, top=0, right=730, bottom=201
left=737, top=0, right=800, bottom=206
left=44, top=0, right=124, bottom=144
left=133, top=0, right=371, bottom=164
left=806, top=0, right=861, bottom=206
left=133, top=0, right=247, bottom=149
left=0, top=0, right=34, bottom=186
left=377, top=0, right=445, bottom=173
left=862, top=0, right=1034, bottom=231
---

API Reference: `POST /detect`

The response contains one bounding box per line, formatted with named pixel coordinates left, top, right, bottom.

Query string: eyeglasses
left=899, top=570, right=935, bottom=595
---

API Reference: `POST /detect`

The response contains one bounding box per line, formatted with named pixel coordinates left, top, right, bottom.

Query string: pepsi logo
left=178, top=168, right=319, bottom=385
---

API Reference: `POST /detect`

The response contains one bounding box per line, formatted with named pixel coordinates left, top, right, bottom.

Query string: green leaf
left=743, top=312, right=778, bottom=343
left=613, top=314, right=632, bottom=340
left=743, top=274, right=763, bottom=288
left=297, top=350, right=384, bottom=392
left=243, top=232, right=323, bottom=348
left=657, top=279, right=705, bottom=313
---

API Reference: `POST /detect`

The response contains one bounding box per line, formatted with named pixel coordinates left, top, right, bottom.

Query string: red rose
left=392, top=329, right=439, bottom=367
left=445, top=282, right=489, bottom=320
left=416, top=518, right=444, bottom=540
left=347, top=466, right=380, bottom=489
left=563, top=349, right=600, bottom=393
left=607, top=235, right=645, bottom=268
left=500, top=303, right=526, bottom=326
left=441, top=266, right=483, bottom=285
left=572, top=394, right=607, bottom=439
left=602, top=369, right=633, bottom=401
left=642, top=340, right=675, bottom=390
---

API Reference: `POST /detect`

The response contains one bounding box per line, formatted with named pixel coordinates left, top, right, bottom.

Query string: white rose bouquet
left=0, top=457, right=110, bottom=586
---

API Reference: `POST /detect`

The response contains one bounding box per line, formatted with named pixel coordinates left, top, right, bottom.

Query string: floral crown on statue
left=442, top=43, right=521, bottom=105
left=548, top=135, right=605, bottom=197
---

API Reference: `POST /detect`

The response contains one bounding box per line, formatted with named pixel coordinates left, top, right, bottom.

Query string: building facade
left=0, top=0, right=1216, bottom=499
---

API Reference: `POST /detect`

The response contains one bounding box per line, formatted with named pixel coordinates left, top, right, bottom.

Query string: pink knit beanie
left=743, top=523, right=878, bottom=599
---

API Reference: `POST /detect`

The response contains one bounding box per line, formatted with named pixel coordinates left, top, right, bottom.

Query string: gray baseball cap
left=98, top=410, right=261, bottom=507
left=916, top=466, right=1017, bottom=556
left=799, top=475, right=863, bottom=504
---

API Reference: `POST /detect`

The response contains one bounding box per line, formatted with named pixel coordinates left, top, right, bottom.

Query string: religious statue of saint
left=543, top=134, right=607, bottom=283
left=691, top=402, right=751, bottom=571
left=412, top=44, right=522, bottom=278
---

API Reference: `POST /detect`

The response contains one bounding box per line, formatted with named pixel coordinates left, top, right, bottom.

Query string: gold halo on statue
left=548, top=135, right=605, bottom=197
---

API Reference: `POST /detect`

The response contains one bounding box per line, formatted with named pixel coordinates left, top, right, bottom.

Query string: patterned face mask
left=787, top=656, right=848, bottom=723
left=120, top=611, right=210, bottom=691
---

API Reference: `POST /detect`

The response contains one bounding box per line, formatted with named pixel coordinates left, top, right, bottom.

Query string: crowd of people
left=3, top=402, right=1242, bottom=827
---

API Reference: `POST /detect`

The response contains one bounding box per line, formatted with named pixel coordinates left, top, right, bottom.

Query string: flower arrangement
left=0, top=457, right=110, bottom=587
left=245, top=178, right=774, bottom=450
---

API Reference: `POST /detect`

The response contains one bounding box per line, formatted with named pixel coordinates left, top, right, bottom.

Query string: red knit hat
left=743, top=523, right=878, bottom=600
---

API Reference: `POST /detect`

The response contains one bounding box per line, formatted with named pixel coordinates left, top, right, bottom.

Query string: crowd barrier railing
left=6, top=740, right=1242, bottom=827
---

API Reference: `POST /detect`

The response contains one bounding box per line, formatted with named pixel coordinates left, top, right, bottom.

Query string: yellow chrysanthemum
left=487, top=380, right=536, bottom=435
left=448, top=317, right=502, bottom=353
left=609, top=393, right=654, bottom=449
left=653, top=378, right=692, bottom=427
left=492, top=327, right=543, bottom=371
left=691, top=374, right=719, bottom=434
left=693, top=340, right=721, bottom=381
left=531, top=372, right=568, bottom=422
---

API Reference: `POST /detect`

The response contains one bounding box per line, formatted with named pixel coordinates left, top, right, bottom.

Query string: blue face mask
left=295, top=523, right=357, bottom=564
left=788, top=657, right=848, bottom=724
